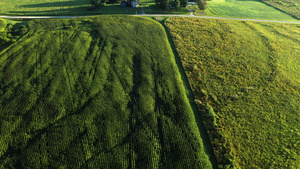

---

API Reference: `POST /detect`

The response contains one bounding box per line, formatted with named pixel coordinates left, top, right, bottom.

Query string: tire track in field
left=56, top=27, right=82, bottom=111
left=115, top=21, right=164, bottom=168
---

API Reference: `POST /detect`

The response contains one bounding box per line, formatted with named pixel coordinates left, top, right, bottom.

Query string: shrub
left=0, top=18, right=6, bottom=32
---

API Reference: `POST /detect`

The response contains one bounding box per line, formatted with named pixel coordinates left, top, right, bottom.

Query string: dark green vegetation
left=0, top=19, right=29, bottom=48
left=263, top=0, right=300, bottom=19
left=197, top=0, right=207, bottom=12
left=166, top=17, right=300, bottom=168
left=0, top=16, right=212, bottom=168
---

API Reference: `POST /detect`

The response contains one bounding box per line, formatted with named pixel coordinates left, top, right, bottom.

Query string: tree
left=175, top=0, right=180, bottom=10
left=197, top=0, right=207, bottom=12
left=91, top=0, right=101, bottom=7
left=179, top=0, right=188, bottom=7
left=157, top=0, right=169, bottom=10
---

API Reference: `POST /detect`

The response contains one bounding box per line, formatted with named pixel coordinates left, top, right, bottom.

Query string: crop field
left=165, top=17, right=300, bottom=168
left=262, top=0, right=300, bottom=19
left=0, top=16, right=212, bottom=168
left=203, top=0, right=298, bottom=21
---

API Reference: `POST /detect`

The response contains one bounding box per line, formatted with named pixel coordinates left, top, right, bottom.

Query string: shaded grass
left=0, top=0, right=94, bottom=16
left=0, top=0, right=189, bottom=15
left=205, top=0, right=299, bottom=21
left=165, top=17, right=300, bottom=168
left=0, top=16, right=212, bottom=168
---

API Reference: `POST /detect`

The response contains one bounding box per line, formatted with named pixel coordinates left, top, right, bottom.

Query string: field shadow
left=8, top=7, right=95, bottom=16
left=19, top=1, right=89, bottom=8
left=101, top=5, right=143, bottom=14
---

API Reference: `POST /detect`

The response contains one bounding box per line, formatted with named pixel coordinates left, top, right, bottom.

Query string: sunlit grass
left=166, top=17, right=300, bottom=168
left=204, top=0, right=298, bottom=21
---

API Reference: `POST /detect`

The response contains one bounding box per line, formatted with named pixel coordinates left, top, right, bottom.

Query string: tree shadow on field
left=8, top=7, right=95, bottom=16
left=19, top=1, right=89, bottom=8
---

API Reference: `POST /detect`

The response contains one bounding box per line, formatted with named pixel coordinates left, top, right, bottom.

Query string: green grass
left=262, top=0, right=300, bottom=19
left=0, top=18, right=6, bottom=31
left=0, top=16, right=212, bottom=168
left=0, top=0, right=189, bottom=15
left=165, top=17, right=300, bottom=168
left=0, top=0, right=96, bottom=15
left=202, top=0, right=299, bottom=21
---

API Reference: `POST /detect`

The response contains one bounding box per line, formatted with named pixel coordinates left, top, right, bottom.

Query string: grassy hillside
left=262, top=0, right=300, bottom=19
left=0, top=16, right=212, bottom=168
left=165, top=17, right=300, bottom=168
left=202, top=0, right=298, bottom=21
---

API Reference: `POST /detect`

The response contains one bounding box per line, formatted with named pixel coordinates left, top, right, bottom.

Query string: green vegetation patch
left=262, top=0, right=300, bottom=19
left=0, top=18, right=6, bottom=32
left=0, top=0, right=92, bottom=15
left=165, top=17, right=300, bottom=168
left=205, top=0, right=298, bottom=21
left=0, top=16, right=212, bottom=168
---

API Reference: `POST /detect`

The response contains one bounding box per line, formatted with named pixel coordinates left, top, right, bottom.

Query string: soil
left=197, top=12, right=206, bottom=15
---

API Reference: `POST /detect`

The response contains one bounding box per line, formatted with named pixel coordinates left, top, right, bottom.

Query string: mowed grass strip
left=165, top=17, right=300, bottom=168
left=203, top=0, right=299, bottom=21
left=0, top=16, right=212, bottom=168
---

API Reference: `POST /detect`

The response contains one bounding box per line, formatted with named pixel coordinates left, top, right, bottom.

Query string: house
left=121, top=0, right=139, bottom=7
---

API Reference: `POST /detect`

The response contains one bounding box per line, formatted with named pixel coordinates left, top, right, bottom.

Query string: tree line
left=91, top=0, right=207, bottom=11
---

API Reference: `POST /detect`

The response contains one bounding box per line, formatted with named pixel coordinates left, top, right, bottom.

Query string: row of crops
left=0, top=16, right=212, bottom=168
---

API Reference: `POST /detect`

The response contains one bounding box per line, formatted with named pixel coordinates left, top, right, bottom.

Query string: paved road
left=1, top=14, right=300, bottom=24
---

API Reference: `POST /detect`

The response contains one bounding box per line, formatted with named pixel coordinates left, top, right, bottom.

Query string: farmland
left=262, top=0, right=300, bottom=19
left=0, top=16, right=212, bottom=168
left=165, top=17, right=300, bottom=168
left=202, top=0, right=298, bottom=21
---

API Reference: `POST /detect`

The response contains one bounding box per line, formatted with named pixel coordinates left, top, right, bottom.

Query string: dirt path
left=1, top=14, right=300, bottom=24
left=186, top=5, right=195, bottom=16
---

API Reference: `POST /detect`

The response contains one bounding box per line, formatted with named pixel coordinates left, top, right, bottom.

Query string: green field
left=201, top=0, right=299, bottom=21
left=0, top=0, right=189, bottom=15
left=166, top=17, right=300, bottom=168
left=262, top=0, right=300, bottom=19
left=0, top=16, right=213, bottom=168
left=0, top=0, right=95, bottom=15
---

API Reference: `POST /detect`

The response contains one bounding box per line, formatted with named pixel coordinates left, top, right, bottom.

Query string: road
left=1, top=14, right=300, bottom=24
